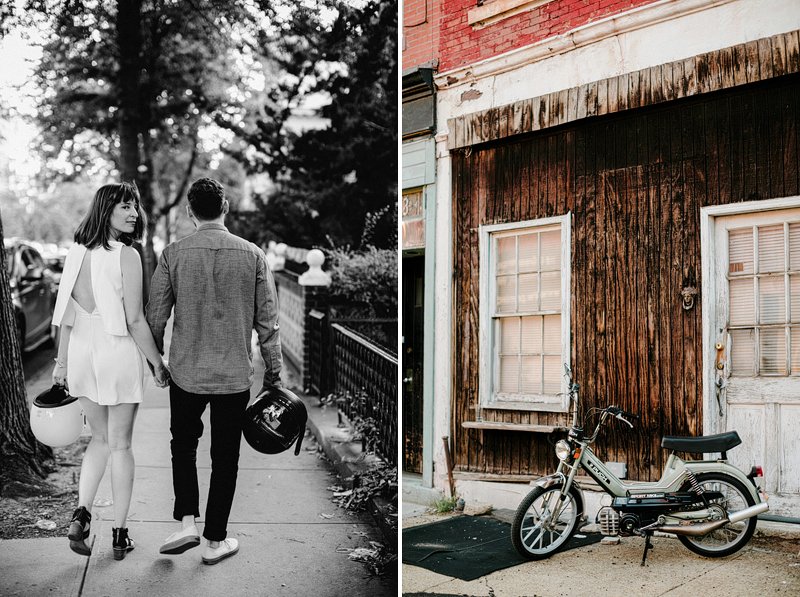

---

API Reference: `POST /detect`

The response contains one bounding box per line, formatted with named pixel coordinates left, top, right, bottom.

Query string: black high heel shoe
left=112, top=527, right=135, bottom=560
left=67, top=506, right=92, bottom=556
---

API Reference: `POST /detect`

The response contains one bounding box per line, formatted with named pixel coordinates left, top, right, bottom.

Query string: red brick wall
left=403, top=0, right=442, bottom=70
left=440, top=0, right=660, bottom=72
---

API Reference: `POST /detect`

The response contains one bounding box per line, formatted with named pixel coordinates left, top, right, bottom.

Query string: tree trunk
left=0, top=214, right=53, bottom=496
left=116, top=0, right=155, bottom=297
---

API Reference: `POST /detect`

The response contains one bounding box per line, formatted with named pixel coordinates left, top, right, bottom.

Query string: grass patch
left=432, top=495, right=459, bottom=513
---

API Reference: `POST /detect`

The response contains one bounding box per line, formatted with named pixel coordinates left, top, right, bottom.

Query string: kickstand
left=640, top=533, right=654, bottom=566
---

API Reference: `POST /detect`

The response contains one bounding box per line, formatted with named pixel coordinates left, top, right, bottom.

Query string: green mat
left=402, top=515, right=601, bottom=581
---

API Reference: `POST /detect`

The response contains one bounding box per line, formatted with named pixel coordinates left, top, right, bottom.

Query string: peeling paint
left=460, top=88, right=483, bottom=102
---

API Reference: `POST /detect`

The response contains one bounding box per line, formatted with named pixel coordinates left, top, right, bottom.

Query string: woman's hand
left=153, top=361, right=171, bottom=388
left=52, top=360, right=68, bottom=389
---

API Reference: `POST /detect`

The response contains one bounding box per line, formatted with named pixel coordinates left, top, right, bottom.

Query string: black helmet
left=243, top=386, right=307, bottom=455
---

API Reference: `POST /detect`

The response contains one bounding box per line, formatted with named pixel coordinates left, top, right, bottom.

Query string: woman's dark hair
left=74, top=182, right=146, bottom=249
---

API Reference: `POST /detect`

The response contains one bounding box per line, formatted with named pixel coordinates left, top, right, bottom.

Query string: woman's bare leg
left=77, top=397, right=109, bottom=513
left=108, top=403, right=139, bottom=528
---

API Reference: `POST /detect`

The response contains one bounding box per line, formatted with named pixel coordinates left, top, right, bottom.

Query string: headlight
left=555, top=440, right=571, bottom=461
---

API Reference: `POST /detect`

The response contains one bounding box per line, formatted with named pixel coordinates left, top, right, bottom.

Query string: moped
left=511, top=370, right=769, bottom=565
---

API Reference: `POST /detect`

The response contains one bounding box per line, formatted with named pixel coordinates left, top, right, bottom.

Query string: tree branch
left=160, top=136, right=198, bottom=216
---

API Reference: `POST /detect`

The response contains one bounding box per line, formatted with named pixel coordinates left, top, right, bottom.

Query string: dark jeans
left=169, top=382, right=250, bottom=541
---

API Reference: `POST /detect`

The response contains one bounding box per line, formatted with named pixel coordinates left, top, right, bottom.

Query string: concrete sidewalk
left=1, top=326, right=395, bottom=596
left=401, top=499, right=800, bottom=597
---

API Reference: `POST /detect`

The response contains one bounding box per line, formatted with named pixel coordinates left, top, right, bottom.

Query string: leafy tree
left=25, top=0, right=254, bottom=285
left=222, top=0, right=398, bottom=251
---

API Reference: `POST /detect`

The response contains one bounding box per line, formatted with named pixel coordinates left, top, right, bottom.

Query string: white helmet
left=30, top=385, right=83, bottom=447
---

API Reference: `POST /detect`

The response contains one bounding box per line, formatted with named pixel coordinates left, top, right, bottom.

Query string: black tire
left=677, top=472, right=757, bottom=558
left=511, top=483, right=583, bottom=560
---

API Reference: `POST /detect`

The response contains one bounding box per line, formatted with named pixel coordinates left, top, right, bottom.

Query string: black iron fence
left=331, top=323, right=397, bottom=466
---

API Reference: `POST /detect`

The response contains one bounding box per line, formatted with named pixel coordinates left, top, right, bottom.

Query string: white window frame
left=478, top=213, right=571, bottom=413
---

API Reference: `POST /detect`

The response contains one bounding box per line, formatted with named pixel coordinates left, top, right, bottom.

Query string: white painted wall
left=426, top=0, right=800, bottom=508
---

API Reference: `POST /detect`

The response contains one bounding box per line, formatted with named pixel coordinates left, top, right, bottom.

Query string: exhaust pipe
left=655, top=502, right=769, bottom=537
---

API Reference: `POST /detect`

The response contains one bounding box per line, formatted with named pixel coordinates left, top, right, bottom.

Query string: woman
left=51, top=182, right=169, bottom=560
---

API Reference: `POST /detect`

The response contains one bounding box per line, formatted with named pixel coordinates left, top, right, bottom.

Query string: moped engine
left=597, top=507, right=620, bottom=536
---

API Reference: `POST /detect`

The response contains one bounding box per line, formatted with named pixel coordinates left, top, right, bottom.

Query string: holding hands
left=150, top=360, right=171, bottom=388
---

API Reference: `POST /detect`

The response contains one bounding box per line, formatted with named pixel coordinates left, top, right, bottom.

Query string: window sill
left=468, top=0, right=553, bottom=30
left=486, top=398, right=569, bottom=413
left=463, top=421, right=567, bottom=433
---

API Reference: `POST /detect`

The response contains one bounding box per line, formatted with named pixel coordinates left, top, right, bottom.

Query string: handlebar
left=605, top=405, right=639, bottom=429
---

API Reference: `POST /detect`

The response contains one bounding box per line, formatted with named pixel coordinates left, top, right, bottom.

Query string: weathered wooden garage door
left=452, top=74, right=800, bottom=482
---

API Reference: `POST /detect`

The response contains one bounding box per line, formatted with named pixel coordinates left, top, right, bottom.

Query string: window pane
left=543, top=315, right=560, bottom=354
left=500, top=317, right=520, bottom=354
left=729, top=228, right=754, bottom=275
left=520, top=316, right=542, bottom=355
left=792, top=275, right=800, bottom=323
left=792, top=327, right=800, bottom=374
left=520, top=356, right=541, bottom=393
left=790, top=224, right=800, bottom=271
left=759, top=277, right=786, bottom=324
left=518, top=233, right=538, bottom=272
left=540, top=230, right=560, bottom=271
left=758, top=225, right=785, bottom=273
left=497, top=236, right=516, bottom=274
left=499, top=356, right=519, bottom=393
left=759, top=328, right=787, bottom=375
left=540, top=271, right=561, bottom=310
left=496, top=275, right=516, bottom=313
left=730, top=329, right=755, bottom=376
left=729, top=278, right=754, bottom=326
left=518, top=273, right=539, bottom=311
left=543, top=356, right=561, bottom=393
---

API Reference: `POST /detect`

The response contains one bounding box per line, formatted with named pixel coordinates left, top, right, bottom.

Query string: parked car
left=4, top=238, right=58, bottom=352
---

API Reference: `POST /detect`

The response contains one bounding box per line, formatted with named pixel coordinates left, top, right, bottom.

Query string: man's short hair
left=188, top=178, right=226, bottom=220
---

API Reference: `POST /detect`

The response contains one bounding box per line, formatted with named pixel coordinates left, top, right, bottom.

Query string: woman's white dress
left=52, top=241, right=145, bottom=405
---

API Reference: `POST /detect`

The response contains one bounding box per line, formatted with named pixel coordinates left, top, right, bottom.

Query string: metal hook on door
left=714, top=341, right=727, bottom=417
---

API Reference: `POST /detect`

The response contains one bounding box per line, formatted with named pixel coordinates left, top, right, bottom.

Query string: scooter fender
left=534, top=473, right=586, bottom=515
left=682, top=461, right=762, bottom=503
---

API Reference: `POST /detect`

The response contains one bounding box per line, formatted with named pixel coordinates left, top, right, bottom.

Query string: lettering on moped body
left=585, top=460, right=611, bottom=484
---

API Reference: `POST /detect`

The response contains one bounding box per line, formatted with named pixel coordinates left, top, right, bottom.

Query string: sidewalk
left=401, top=494, right=800, bottom=596
left=0, top=325, right=395, bottom=596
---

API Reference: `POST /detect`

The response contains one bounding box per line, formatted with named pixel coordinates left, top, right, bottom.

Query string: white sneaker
left=202, top=538, right=239, bottom=565
left=159, top=524, right=201, bottom=555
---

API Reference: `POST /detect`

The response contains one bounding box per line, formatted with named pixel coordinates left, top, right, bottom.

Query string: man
left=147, top=177, right=282, bottom=565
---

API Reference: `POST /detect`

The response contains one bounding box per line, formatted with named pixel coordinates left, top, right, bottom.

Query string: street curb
left=295, top=390, right=398, bottom=548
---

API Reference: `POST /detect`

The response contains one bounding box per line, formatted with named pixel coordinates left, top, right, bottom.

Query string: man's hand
left=153, top=361, right=171, bottom=388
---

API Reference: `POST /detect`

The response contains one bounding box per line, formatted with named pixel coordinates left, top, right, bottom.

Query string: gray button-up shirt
left=146, top=222, right=282, bottom=394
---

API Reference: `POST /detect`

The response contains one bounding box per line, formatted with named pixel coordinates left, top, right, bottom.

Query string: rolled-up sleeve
left=254, top=251, right=282, bottom=387
left=146, top=248, right=174, bottom=354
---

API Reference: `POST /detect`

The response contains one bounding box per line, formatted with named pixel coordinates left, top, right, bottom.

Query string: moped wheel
left=511, top=484, right=582, bottom=560
left=677, top=472, right=757, bottom=558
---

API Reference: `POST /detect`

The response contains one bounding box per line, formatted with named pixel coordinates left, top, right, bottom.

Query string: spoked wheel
left=511, top=484, right=582, bottom=559
left=678, top=472, right=757, bottom=558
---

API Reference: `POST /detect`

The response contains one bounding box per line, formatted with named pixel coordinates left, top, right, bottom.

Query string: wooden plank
left=586, top=80, right=598, bottom=118
left=535, top=94, right=548, bottom=131
left=719, top=45, right=736, bottom=90
left=567, top=85, right=579, bottom=123
left=597, top=77, right=609, bottom=116
left=651, top=64, right=664, bottom=104
left=745, top=40, right=760, bottom=83
left=733, top=43, right=747, bottom=86
left=558, top=88, right=569, bottom=127
left=510, top=101, right=523, bottom=136
left=629, top=68, right=641, bottom=110
left=683, top=57, right=697, bottom=97
left=758, top=37, right=774, bottom=81
left=785, top=30, right=800, bottom=74
left=785, top=82, right=800, bottom=197
left=673, top=59, right=686, bottom=99
left=576, top=83, right=589, bottom=121
left=453, top=117, right=465, bottom=150
left=640, top=67, right=652, bottom=107
left=661, top=61, right=675, bottom=102
left=618, top=72, right=629, bottom=112
left=771, top=31, right=787, bottom=77
left=461, top=421, right=566, bottom=433
left=521, top=98, right=534, bottom=133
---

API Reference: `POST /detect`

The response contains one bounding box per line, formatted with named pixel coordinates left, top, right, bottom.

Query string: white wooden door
left=713, top=208, right=800, bottom=517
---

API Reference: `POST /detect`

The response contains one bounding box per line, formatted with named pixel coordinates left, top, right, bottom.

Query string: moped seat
left=661, top=431, right=741, bottom=454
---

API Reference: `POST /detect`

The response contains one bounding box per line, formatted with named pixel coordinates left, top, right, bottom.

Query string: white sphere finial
left=299, top=248, right=331, bottom=286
